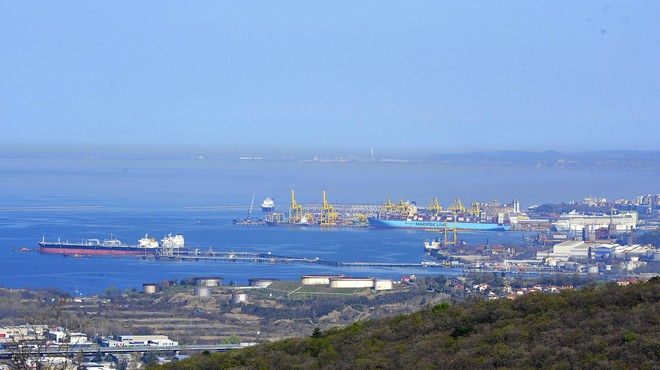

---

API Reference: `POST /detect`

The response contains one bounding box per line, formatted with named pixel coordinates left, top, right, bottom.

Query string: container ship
left=367, top=197, right=511, bottom=231
left=368, top=218, right=510, bottom=231
left=38, top=233, right=185, bottom=256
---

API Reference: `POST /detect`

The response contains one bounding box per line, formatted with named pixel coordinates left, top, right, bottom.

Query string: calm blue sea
left=1, top=157, right=657, bottom=294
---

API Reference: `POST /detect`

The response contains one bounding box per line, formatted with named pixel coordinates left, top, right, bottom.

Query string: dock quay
left=152, top=249, right=440, bottom=269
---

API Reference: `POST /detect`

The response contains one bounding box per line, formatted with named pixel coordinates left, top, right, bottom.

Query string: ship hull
left=367, top=218, right=510, bottom=231
left=38, top=243, right=158, bottom=256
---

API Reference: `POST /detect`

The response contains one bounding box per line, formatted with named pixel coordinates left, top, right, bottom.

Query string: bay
left=0, top=157, right=656, bottom=294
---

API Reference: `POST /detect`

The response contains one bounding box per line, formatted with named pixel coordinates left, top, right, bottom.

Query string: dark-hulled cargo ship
left=38, top=233, right=184, bottom=256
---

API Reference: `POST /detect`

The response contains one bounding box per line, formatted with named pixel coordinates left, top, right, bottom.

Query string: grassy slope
left=156, top=279, right=660, bottom=369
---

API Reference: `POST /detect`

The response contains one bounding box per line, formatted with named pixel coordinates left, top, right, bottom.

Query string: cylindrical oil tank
left=194, top=287, right=211, bottom=297
left=374, top=279, right=393, bottom=291
left=142, top=283, right=158, bottom=294
left=301, top=274, right=343, bottom=285
left=195, top=277, right=223, bottom=287
left=248, top=278, right=277, bottom=288
left=231, top=291, right=248, bottom=304
left=587, top=265, right=599, bottom=274
left=329, top=277, right=374, bottom=289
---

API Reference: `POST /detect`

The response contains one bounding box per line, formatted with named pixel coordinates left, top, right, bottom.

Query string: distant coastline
left=1, top=146, right=659, bottom=169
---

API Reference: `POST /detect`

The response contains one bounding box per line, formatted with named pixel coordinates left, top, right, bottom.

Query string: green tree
left=221, top=335, right=241, bottom=344
left=101, top=286, right=122, bottom=298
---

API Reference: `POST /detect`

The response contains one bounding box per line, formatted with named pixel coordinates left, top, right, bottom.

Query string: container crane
left=289, top=189, right=303, bottom=223
left=395, top=198, right=412, bottom=216
left=381, top=197, right=396, bottom=215
left=426, top=198, right=444, bottom=217
left=468, top=201, right=482, bottom=219
left=448, top=198, right=466, bottom=214
left=320, top=190, right=339, bottom=226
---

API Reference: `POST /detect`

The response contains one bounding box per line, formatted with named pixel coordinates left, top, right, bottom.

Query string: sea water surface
left=1, top=157, right=657, bottom=294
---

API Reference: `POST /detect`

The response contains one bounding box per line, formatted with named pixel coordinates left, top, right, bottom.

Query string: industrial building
left=538, top=241, right=658, bottom=262
left=102, top=335, right=177, bottom=347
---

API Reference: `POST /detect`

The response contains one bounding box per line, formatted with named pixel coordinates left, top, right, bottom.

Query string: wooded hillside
left=155, top=278, right=660, bottom=369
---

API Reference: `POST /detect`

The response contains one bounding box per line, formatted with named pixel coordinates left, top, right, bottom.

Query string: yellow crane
left=320, top=190, right=339, bottom=226
left=355, top=213, right=368, bottom=226
left=468, top=201, right=482, bottom=219
left=448, top=198, right=466, bottom=214
left=426, top=198, right=444, bottom=216
left=381, top=197, right=396, bottom=215
left=395, top=198, right=411, bottom=216
left=442, top=221, right=458, bottom=249
left=288, top=189, right=303, bottom=223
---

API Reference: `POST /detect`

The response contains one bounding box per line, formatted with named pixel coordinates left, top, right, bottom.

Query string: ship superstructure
left=261, top=197, right=275, bottom=212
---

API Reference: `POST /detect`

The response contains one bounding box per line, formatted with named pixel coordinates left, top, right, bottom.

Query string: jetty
left=151, top=249, right=439, bottom=269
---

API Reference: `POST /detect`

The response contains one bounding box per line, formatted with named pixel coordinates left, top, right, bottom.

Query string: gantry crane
left=468, top=201, right=482, bottom=219
left=320, top=190, right=339, bottom=226
left=426, top=198, right=444, bottom=217
left=442, top=221, right=458, bottom=249
left=447, top=198, right=466, bottom=214
left=381, top=197, right=396, bottom=215
left=288, top=189, right=303, bottom=223
left=395, top=198, right=412, bottom=216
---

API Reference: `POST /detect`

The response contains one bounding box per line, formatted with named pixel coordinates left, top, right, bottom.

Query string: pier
left=152, top=249, right=440, bottom=269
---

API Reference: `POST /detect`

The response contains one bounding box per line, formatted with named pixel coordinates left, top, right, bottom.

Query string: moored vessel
left=38, top=233, right=185, bottom=256
left=261, top=197, right=275, bottom=212
left=368, top=218, right=510, bottom=231
left=368, top=197, right=511, bottom=231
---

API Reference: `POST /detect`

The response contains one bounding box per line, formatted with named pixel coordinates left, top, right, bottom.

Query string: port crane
left=381, top=197, right=396, bottom=216
left=442, top=220, right=458, bottom=249
left=448, top=198, right=466, bottom=214
left=394, top=198, right=412, bottom=216
left=320, top=191, right=339, bottom=226
left=289, top=190, right=304, bottom=223
left=246, top=194, right=255, bottom=221
left=467, top=201, right=482, bottom=219
left=426, top=198, right=444, bottom=217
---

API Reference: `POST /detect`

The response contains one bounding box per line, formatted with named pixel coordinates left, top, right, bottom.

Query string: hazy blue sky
left=1, top=2, right=659, bottom=153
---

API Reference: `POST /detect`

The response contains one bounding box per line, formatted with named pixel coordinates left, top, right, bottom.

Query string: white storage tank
left=329, top=277, right=374, bottom=289
left=142, top=283, right=158, bottom=294
left=587, top=265, right=599, bottom=274
left=248, top=278, right=277, bottom=288
left=374, top=279, right=393, bottom=291
left=194, top=287, right=211, bottom=297
left=301, top=274, right=343, bottom=285
left=231, top=291, right=248, bottom=304
left=195, top=277, right=223, bottom=287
